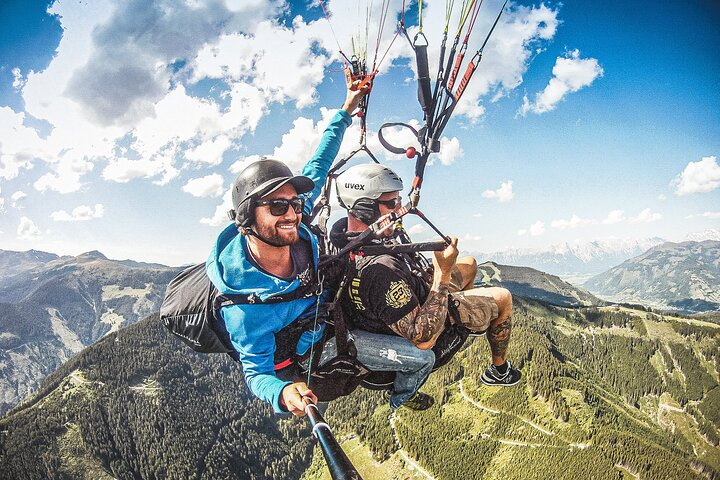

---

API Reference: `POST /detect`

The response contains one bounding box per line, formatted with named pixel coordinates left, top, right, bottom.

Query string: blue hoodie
left=206, top=110, right=351, bottom=413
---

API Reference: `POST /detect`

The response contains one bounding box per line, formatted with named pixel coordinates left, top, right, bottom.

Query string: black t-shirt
left=342, top=254, right=430, bottom=335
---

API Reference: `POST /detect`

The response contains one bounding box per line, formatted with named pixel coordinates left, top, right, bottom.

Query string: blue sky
left=0, top=0, right=718, bottom=266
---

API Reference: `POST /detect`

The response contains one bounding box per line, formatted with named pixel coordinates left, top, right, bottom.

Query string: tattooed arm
left=390, top=282, right=451, bottom=348
left=389, top=237, right=460, bottom=349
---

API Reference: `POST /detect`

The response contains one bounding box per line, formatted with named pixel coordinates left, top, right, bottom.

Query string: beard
left=253, top=217, right=301, bottom=246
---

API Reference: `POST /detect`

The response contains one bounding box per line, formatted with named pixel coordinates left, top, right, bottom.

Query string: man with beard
left=205, top=82, right=369, bottom=416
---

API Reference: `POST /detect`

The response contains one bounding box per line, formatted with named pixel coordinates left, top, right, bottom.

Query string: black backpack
left=160, top=263, right=318, bottom=363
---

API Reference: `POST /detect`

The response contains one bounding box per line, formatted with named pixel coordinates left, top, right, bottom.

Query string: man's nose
left=281, top=205, right=298, bottom=221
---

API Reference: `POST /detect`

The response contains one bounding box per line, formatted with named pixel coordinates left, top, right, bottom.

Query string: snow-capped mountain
left=472, top=237, right=666, bottom=279
left=683, top=229, right=720, bottom=242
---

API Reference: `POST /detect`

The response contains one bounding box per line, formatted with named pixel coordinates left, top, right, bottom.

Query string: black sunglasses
left=375, top=196, right=403, bottom=210
left=256, top=197, right=305, bottom=216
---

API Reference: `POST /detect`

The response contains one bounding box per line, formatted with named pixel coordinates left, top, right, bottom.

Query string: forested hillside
left=0, top=249, right=180, bottom=415
left=2, top=299, right=718, bottom=479
left=476, top=262, right=601, bottom=307
left=306, top=299, right=720, bottom=480
left=0, top=315, right=315, bottom=479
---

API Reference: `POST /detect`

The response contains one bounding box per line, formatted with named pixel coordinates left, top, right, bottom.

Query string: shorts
left=448, top=266, right=498, bottom=333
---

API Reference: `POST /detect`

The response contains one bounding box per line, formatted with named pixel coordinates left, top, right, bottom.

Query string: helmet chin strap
left=243, top=226, right=290, bottom=248
left=349, top=199, right=381, bottom=225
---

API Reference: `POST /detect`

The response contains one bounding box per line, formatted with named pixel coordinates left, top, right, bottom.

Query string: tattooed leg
left=487, top=287, right=513, bottom=366
left=487, top=318, right=512, bottom=366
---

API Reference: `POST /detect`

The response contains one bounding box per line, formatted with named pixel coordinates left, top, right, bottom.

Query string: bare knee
left=459, top=256, right=477, bottom=270
left=495, top=289, right=512, bottom=320
left=455, top=256, right=478, bottom=289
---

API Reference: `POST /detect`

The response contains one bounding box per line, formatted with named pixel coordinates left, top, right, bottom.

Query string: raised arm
left=301, top=81, right=371, bottom=211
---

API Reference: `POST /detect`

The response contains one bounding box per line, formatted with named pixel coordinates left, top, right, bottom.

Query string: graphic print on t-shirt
left=385, top=280, right=412, bottom=309
left=349, top=277, right=366, bottom=311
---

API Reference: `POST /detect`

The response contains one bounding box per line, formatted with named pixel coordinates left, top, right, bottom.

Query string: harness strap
left=215, top=279, right=317, bottom=307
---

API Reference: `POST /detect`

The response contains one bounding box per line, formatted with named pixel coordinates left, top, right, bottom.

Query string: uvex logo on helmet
left=336, top=163, right=404, bottom=225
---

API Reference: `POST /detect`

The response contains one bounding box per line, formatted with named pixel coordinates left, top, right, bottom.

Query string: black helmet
left=228, top=158, right=314, bottom=227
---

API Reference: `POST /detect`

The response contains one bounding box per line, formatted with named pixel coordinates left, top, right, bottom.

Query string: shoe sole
left=480, top=374, right=521, bottom=387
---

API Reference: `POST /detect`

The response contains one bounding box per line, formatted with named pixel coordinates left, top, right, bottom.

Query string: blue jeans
left=312, top=330, right=435, bottom=409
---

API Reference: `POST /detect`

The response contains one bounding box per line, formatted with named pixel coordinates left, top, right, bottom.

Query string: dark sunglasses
left=375, top=196, right=403, bottom=210
left=256, top=197, right=305, bottom=216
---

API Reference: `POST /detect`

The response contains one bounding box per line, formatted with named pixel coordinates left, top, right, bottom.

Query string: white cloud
left=185, top=135, right=233, bottom=166
left=270, top=108, right=348, bottom=172
left=518, top=220, right=545, bottom=236
left=472, top=212, right=483, bottom=218
left=230, top=154, right=262, bottom=174
left=530, top=221, right=546, bottom=236
left=12, top=68, right=25, bottom=90
left=17, top=216, right=41, bottom=240
left=629, top=208, right=662, bottom=223
left=201, top=187, right=234, bottom=227
left=482, top=180, right=514, bottom=203
left=102, top=155, right=173, bottom=184
left=34, top=156, right=94, bottom=193
left=192, top=17, right=331, bottom=109
left=0, top=107, right=44, bottom=180
left=437, top=137, right=464, bottom=166
left=11, top=191, right=27, bottom=207
left=183, top=173, right=226, bottom=198
left=50, top=204, right=105, bottom=222
left=463, top=233, right=482, bottom=241
left=519, top=49, right=603, bottom=116
left=686, top=211, right=720, bottom=219
left=673, top=155, right=720, bottom=195
left=603, top=209, right=626, bottom=225
left=658, top=194, right=667, bottom=201
left=551, top=214, right=595, bottom=230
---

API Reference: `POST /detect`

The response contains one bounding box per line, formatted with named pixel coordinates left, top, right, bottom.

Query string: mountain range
left=474, top=237, right=666, bottom=280
left=584, top=240, right=720, bottom=314
left=475, top=231, right=720, bottom=283
left=1, top=240, right=719, bottom=478
left=2, top=300, right=718, bottom=479
left=0, top=249, right=180, bottom=415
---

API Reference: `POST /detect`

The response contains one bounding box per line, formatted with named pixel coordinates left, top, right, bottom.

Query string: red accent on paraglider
left=406, top=146, right=417, bottom=158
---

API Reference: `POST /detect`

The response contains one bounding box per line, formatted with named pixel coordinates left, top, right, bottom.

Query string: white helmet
left=336, top=163, right=404, bottom=224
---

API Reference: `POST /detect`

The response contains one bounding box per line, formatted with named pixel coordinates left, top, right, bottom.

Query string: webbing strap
left=215, top=280, right=317, bottom=308
left=413, top=33, right=432, bottom=119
